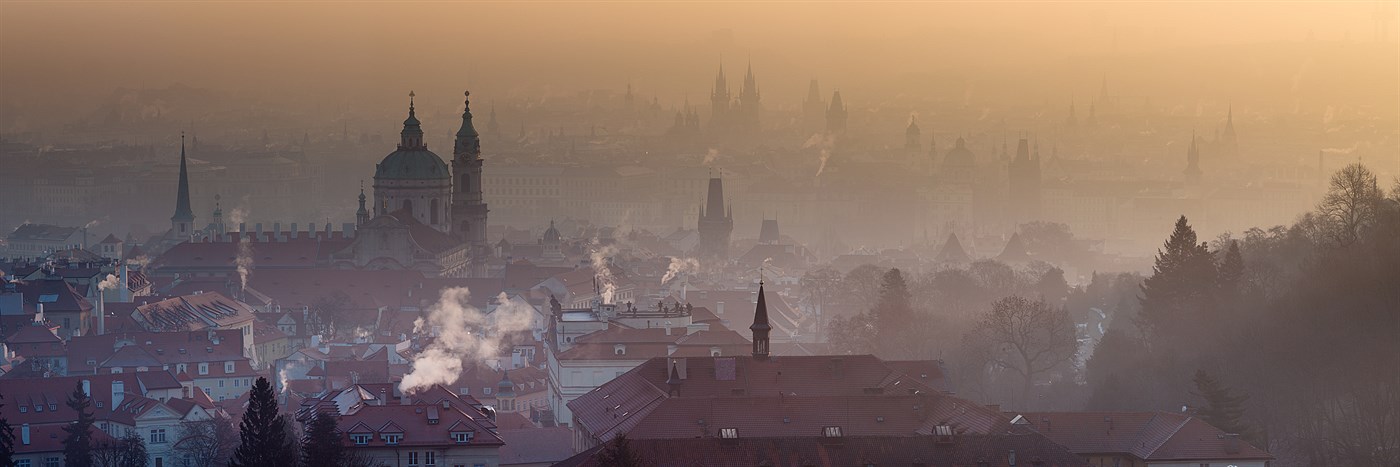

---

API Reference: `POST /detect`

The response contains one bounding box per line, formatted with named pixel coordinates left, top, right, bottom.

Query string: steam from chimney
left=398, top=288, right=535, bottom=395
left=128, top=255, right=151, bottom=269
left=590, top=244, right=618, bottom=304
left=803, top=133, right=835, bottom=178
left=661, top=257, right=700, bottom=285
left=235, top=240, right=254, bottom=293
left=702, top=148, right=719, bottom=166
left=98, top=273, right=120, bottom=291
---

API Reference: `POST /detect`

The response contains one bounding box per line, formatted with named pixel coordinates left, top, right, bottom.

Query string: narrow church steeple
left=1184, top=131, right=1202, bottom=182
left=357, top=181, right=370, bottom=226
left=451, top=90, right=490, bottom=277
left=400, top=91, right=425, bottom=150
left=750, top=279, right=771, bottom=359
left=171, top=132, right=195, bottom=237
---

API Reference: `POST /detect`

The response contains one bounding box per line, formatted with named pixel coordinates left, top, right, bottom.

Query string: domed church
left=373, top=91, right=454, bottom=232
left=333, top=91, right=490, bottom=278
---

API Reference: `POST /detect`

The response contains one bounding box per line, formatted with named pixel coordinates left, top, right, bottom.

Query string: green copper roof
left=375, top=148, right=449, bottom=180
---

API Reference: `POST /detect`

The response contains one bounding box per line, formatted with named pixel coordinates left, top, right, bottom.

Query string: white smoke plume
left=128, top=255, right=151, bottom=269
left=590, top=244, right=619, bottom=304
left=98, top=273, right=120, bottom=291
left=235, top=241, right=254, bottom=292
left=277, top=367, right=290, bottom=394
left=83, top=219, right=102, bottom=230
left=661, top=257, right=700, bottom=285
left=803, top=133, right=836, bottom=179
left=703, top=148, right=719, bottom=166
left=399, top=289, right=536, bottom=394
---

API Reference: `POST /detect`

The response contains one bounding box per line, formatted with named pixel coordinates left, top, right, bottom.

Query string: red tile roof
left=131, top=291, right=255, bottom=332
left=1018, top=411, right=1272, bottom=461
left=555, top=433, right=1090, bottom=467
left=568, top=355, right=968, bottom=444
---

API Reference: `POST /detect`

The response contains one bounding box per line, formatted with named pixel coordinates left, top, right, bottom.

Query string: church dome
left=542, top=220, right=561, bottom=243
left=376, top=91, right=449, bottom=181
left=375, top=148, right=449, bottom=180
left=943, top=137, right=976, bottom=168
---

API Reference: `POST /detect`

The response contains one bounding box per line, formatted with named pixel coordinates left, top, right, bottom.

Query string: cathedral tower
left=826, top=91, right=847, bottom=134
left=697, top=174, right=733, bottom=260
left=373, top=92, right=453, bottom=233
left=1007, top=138, right=1042, bottom=226
left=451, top=91, right=490, bottom=276
left=171, top=133, right=195, bottom=239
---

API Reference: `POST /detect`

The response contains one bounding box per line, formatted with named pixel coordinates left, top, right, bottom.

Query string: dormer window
left=198, top=363, right=209, bottom=375
left=225, top=362, right=235, bottom=374
left=614, top=344, right=626, bottom=355
left=719, top=428, right=738, bottom=439
left=381, top=433, right=402, bottom=445
left=710, top=347, right=722, bottom=357
left=452, top=431, right=475, bottom=443
left=822, top=426, right=843, bottom=438
left=349, top=434, right=371, bottom=445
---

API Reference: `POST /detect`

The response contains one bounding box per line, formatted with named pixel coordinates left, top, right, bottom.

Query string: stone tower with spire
left=1007, top=138, right=1042, bottom=226
left=905, top=116, right=922, bottom=153
left=1221, top=105, right=1239, bottom=158
left=697, top=174, right=733, bottom=260
left=1184, top=132, right=1203, bottom=183
left=170, top=132, right=195, bottom=239
left=356, top=182, right=370, bottom=227
left=451, top=91, right=490, bottom=277
left=826, top=91, right=847, bottom=134
left=709, top=63, right=731, bottom=129
left=750, top=279, right=771, bottom=360
left=736, top=60, right=762, bottom=131
left=803, top=79, right=825, bottom=133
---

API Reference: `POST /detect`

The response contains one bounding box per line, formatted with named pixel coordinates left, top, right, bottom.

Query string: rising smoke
left=803, top=133, right=836, bottom=178
left=235, top=240, right=253, bottom=293
left=703, top=148, right=719, bottom=166
left=590, top=243, right=619, bottom=304
left=399, top=288, right=536, bottom=395
left=98, top=273, right=120, bottom=291
left=661, top=257, right=700, bottom=285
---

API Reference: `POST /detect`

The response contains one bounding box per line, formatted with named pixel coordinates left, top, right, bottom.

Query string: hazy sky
left=2, top=2, right=1395, bottom=120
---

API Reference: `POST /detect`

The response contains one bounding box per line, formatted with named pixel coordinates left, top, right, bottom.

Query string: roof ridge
left=1141, top=412, right=1192, bottom=459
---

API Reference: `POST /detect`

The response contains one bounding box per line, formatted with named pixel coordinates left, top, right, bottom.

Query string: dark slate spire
left=356, top=181, right=370, bottom=225
left=400, top=91, right=425, bottom=149
left=665, top=361, right=682, bottom=396
left=171, top=132, right=194, bottom=225
left=454, top=91, right=481, bottom=159
left=750, top=280, right=771, bottom=359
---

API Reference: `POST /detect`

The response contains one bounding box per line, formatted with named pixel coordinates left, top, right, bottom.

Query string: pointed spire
left=750, top=280, right=771, bottom=359
left=171, top=132, right=194, bottom=225
left=399, top=91, right=424, bottom=149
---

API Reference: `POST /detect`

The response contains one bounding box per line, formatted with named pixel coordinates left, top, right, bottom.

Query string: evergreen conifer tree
left=300, top=412, right=345, bottom=467
left=1139, top=216, right=1217, bottom=346
left=1192, top=369, right=1252, bottom=437
left=229, top=377, right=297, bottom=467
left=62, top=382, right=96, bottom=467
left=0, top=393, right=15, bottom=467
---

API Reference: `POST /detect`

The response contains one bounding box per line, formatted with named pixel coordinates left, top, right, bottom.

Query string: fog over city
left=0, top=3, right=1396, bottom=467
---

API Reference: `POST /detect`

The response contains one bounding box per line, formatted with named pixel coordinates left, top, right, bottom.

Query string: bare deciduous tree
left=968, top=296, right=1079, bottom=405
left=1318, top=163, right=1385, bottom=247
left=173, top=415, right=239, bottom=467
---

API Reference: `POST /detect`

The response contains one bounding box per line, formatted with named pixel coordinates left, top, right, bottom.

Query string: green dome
left=375, top=148, right=449, bottom=180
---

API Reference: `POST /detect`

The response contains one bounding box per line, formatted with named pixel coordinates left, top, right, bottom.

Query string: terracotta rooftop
left=1018, top=411, right=1272, bottom=462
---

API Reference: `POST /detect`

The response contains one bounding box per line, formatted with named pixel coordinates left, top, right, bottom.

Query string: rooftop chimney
left=379, top=388, right=388, bottom=406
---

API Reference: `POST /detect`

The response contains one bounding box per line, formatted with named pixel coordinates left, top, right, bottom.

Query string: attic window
left=614, top=344, right=626, bottom=356
left=822, top=426, right=843, bottom=438
left=349, top=434, right=371, bottom=445
left=452, top=431, right=475, bottom=443
left=719, top=428, right=738, bottom=439
left=381, top=433, right=402, bottom=445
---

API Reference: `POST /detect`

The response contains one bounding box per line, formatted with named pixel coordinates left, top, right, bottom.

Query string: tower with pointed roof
left=356, top=182, right=370, bottom=227
left=1008, top=138, right=1042, bottom=226
left=170, top=132, right=195, bottom=239
left=826, top=91, right=847, bottom=134
left=736, top=60, right=762, bottom=131
left=1184, top=132, right=1203, bottom=183
left=451, top=91, right=490, bottom=276
left=803, top=79, right=825, bottom=132
left=373, top=91, right=453, bottom=233
left=905, top=116, right=922, bottom=152
left=1221, top=105, right=1239, bottom=158
left=696, top=175, right=733, bottom=260
left=542, top=220, right=563, bottom=260
left=750, top=280, right=771, bottom=360
left=709, top=63, right=731, bottom=129
left=496, top=370, right=517, bottom=411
